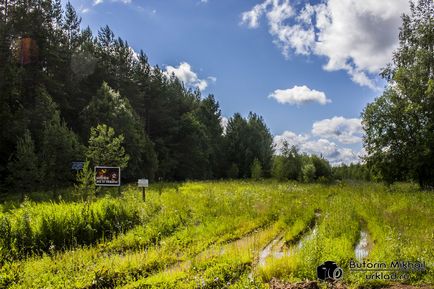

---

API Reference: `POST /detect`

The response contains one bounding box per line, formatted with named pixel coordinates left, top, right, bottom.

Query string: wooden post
left=142, top=187, right=146, bottom=201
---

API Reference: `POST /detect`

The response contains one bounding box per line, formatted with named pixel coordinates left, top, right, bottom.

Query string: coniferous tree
left=224, top=113, right=249, bottom=178
left=81, top=82, right=157, bottom=179
left=86, top=124, right=129, bottom=169
left=73, top=160, right=95, bottom=201
left=224, top=112, right=273, bottom=178
left=194, top=94, right=224, bottom=178
left=40, top=111, right=84, bottom=192
left=7, top=129, right=39, bottom=199
left=0, top=0, right=286, bottom=193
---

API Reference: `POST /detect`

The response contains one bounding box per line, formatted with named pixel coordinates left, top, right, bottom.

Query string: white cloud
left=241, top=0, right=410, bottom=89
left=269, top=85, right=331, bottom=106
left=164, top=62, right=214, bottom=91
left=79, top=5, right=90, bottom=13
left=240, top=0, right=271, bottom=28
left=312, top=116, right=362, bottom=144
left=93, top=0, right=132, bottom=6
left=274, top=131, right=361, bottom=165
left=273, top=131, right=309, bottom=151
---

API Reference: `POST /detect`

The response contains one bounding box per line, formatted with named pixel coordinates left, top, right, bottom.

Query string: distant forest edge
left=0, top=0, right=432, bottom=195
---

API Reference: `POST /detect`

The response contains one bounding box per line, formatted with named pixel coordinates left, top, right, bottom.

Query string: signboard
left=138, top=179, right=149, bottom=188
left=95, top=166, right=121, bottom=186
left=71, top=161, right=85, bottom=171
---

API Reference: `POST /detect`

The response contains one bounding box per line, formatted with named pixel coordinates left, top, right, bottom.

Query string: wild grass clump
left=0, top=195, right=145, bottom=260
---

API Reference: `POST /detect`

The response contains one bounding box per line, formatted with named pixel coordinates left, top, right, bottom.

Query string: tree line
left=0, top=0, right=285, bottom=195
left=1, top=0, right=431, bottom=196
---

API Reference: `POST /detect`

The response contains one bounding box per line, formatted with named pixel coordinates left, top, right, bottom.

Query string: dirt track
left=269, top=278, right=433, bottom=289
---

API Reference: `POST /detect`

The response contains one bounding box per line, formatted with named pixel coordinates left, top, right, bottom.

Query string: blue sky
left=66, top=0, right=411, bottom=165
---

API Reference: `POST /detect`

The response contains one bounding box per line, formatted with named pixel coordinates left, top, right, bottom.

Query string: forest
left=0, top=0, right=342, bottom=198
left=0, top=0, right=432, bottom=198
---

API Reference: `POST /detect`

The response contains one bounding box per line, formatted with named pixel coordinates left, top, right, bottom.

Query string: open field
left=0, top=181, right=433, bottom=288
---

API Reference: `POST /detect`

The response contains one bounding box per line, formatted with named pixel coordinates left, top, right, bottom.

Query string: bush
left=227, top=164, right=239, bottom=179
left=302, top=163, right=315, bottom=183
left=250, top=158, right=262, bottom=180
left=74, top=161, right=96, bottom=200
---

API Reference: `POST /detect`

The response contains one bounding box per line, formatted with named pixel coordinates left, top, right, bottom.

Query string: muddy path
left=247, top=210, right=322, bottom=282
left=355, top=220, right=373, bottom=261
left=269, top=279, right=433, bottom=289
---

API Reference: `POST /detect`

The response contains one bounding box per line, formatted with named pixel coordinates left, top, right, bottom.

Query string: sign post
left=95, top=166, right=121, bottom=186
left=71, top=161, right=85, bottom=171
left=138, top=179, right=149, bottom=201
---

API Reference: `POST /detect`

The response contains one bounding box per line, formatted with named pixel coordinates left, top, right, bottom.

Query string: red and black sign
left=95, top=166, right=121, bottom=186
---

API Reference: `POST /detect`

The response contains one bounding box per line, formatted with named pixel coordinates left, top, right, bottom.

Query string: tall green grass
left=0, top=181, right=432, bottom=288
left=0, top=193, right=157, bottom=261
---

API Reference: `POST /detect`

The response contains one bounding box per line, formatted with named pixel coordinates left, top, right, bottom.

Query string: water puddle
left=297, top=226, right=318, bottom=249
left=355, top=230, right=370, bottom=261
left=257, top=212, right=321, bottom=268
left=258, top=233, right=287, bottom=267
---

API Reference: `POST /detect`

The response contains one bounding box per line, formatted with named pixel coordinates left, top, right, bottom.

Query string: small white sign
left=138, top=178, right=149, bottom=188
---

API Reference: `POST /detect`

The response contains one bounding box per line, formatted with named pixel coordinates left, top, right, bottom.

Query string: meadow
left=0, top=181, right=432, bottom=289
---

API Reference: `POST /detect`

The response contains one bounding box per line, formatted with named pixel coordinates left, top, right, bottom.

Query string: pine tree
left=81, top=82, right=157, bottom=179
left=86, top=124, right=129, bottom=169
left=7, top=129, right=40, bottom=200
left=73, top=160, right=95, bottom=201
left=40, top=111, right=84, bottom=192
left=63, top=2, right=81, bottom=50
left=195, top=95, right=225, bottom=178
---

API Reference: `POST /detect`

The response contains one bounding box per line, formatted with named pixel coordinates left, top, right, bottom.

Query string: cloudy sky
left=66, top=0, right=411, bottom=165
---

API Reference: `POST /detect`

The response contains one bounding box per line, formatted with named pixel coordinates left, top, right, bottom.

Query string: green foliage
left=0, top=181, right=432, bottom=288
left=0, top=0, right=278, bottom=188
left=171, top=112, right=210, bottom=180
left=225, top=113, right=273, bottom=178
left=277, top=141, right=303, bottom=181
left=6, top=130, right=40, bottom=197
left=227, top=163, right=239, bottom=179
left=311, top=155, right=332, bottom=180
left=332, top=163, right=372, bottom=181
left=0, top=196, right=142, bottom=260
left=73, top=161, right=96, bottom=200
left=86, top=124, right=129, bottom=169
left=193, top=95, right=225, bottom=178
left=250, top=158, right=262, bottom=180
left=40, top=111, right=84, bottom=190
left=302, top=162, right=315, bottom=183
left=28, top=86, right=60, bottom=147
left=362, top=0, right=434, bottom=188
left=271, top=155, right=287, bottom=181
left=81, top=82, right=157, bottom=179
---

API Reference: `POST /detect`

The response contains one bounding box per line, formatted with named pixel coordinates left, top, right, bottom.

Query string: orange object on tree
left=12, top=35, right=39, bottom=65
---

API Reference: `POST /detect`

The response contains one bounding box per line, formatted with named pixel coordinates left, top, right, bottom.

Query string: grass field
left=0, top=181, right=432, bottom=288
